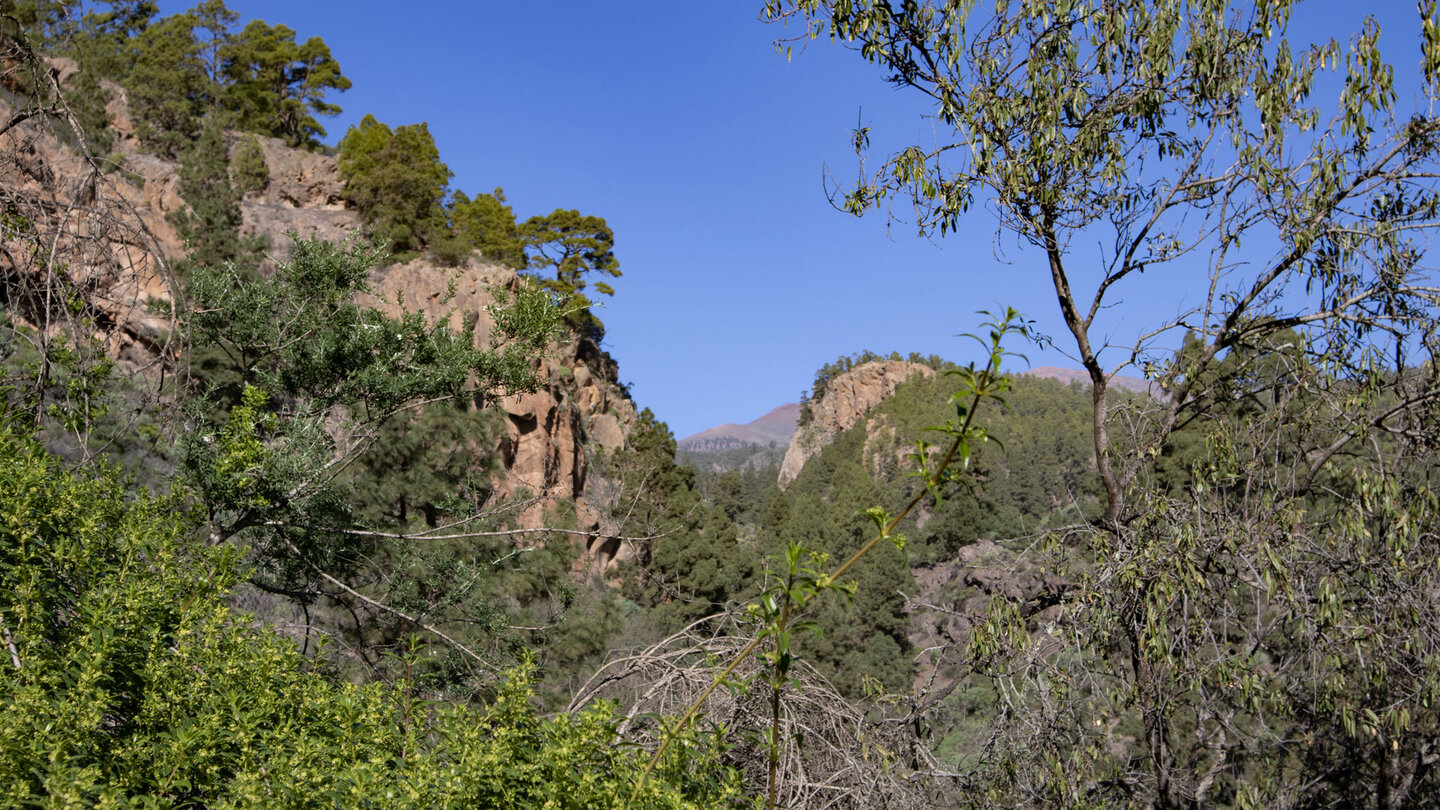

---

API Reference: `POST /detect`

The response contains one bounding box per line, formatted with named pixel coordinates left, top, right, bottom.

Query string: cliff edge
left=777, top=360, right=935, bottom=489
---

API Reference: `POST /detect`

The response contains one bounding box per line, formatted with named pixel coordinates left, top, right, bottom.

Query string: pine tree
left=448, top=188, right=525, bottom=268
left=337, top=115, right=452, bottom=254
left=126, top=11, right=207, bottom=157
left=229, top=133, right=268, bottom=195
left=519, top=208, right=620, bottom=298
left=169, top=119, right=249, bottom=274
left=221, top=18, right=350, bottom=148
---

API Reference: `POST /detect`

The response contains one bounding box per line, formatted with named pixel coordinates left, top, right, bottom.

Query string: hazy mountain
left=1023, top=365, right=1156, bottom=394
left=677, top=403, right=799, bottom=453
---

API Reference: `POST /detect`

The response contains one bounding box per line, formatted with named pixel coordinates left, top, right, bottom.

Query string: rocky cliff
left=777, top=360, right=934, bottom=488
left=0, top=72, right=176, bottom=368
left=360, top=255, right=639, bottom=565
left=2, top=71, right=642, bottom=569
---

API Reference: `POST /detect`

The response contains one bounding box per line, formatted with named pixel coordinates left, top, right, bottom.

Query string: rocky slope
left=360, top=255, right=639, bottom=565
left=1, top=75, right=176, bottom=368
left=777, top=360, right=935, bottom=488
left=2, top=71, right=643, bottom=570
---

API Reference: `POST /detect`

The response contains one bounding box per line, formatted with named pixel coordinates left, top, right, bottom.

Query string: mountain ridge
left=679, top=365, right=1155, bottom=458
left=677, top=403, right=799, bottom=452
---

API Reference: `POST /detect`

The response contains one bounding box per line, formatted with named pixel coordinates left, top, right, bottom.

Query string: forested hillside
left=4, top=1, right=1440, bottom=809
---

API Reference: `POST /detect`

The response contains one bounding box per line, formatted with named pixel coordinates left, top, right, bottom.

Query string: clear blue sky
left=152, top=1, right=1434, bottom=439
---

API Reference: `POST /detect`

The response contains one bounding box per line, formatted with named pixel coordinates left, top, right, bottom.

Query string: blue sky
left=152, top=1, right=1435, bottom=439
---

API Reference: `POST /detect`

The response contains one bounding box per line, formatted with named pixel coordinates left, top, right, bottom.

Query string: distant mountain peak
left=678, top=403, right=799, bottom=453
left=1022, top=366, right=1156, bottom=394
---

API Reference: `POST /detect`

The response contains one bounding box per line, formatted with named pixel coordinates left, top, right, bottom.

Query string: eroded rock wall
left=778, top=360, right=935, bottom=488
left=3, top=75, right=644, bottom=570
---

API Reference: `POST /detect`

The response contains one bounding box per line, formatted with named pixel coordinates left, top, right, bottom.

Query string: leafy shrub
left=428, top=231, right=473, bottom=268
left=0, top=417, right=749, bottom=808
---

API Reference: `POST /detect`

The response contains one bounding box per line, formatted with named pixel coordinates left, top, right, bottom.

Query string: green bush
left=428, top=231, right=473, bottom=268
left=0, top=417, right=750, bottom=808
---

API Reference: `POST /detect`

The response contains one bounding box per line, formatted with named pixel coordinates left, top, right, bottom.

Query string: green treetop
left=220, top=17, right=351, bottom=148
left=125, top=10, right=209, bottom=157
left=189, top=0, right=237, bottom=89
left=169, top=117, right=250, bottom=274
left=448, top=187, right=526, bottom=269
left=519, top=208, right=621, bottom=342
left=337, top=114, right=452, bottom=254
left=520, top=208, right=621, bottom=299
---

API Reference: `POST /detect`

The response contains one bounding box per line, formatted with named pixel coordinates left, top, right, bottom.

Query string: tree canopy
left=764, top=0, right=1440, bottom=805
left=221, top=17, right=351, bottom=147
left=520, top=208, right=622, bottom=299
left=54, top=0, right=349, bottom=153
left=448, top=187, right=526, bottom=269
left=337, top=114, right=452, bottom=254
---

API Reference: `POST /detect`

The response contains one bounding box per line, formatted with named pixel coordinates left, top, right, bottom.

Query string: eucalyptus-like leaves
left=766, top=0, right=1440, bottom=529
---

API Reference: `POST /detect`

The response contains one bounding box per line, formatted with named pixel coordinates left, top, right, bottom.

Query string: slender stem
left=767, top=569, right=797, bottom=810
left=628, top=343, right=1006, bottom=807
left=625, top=635, right=765, bottom=807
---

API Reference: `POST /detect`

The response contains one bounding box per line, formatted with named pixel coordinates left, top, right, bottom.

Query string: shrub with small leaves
left=0, top=417, right=751, bottom=809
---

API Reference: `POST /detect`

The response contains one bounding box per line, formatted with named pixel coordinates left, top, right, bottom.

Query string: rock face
left=230, top=133, right=359, bottom=262
left=359, top=255, right=638, bottom=565
left=907, top=539, right=1067, bottom=691
left=0, top=89, right=178, bottom=368
left=3, top=76, right=644, bottom=571
left=777, top=361, right=935, bottom=489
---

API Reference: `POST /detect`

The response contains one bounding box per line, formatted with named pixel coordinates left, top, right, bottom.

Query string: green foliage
left=81, top=0, right=157, bottom=48
left=0, top=0, right=81, bottom=48
left=690, top=463, right=781, bottom=525
left=52, top=1, right=347, bottom=154
left=220, top=17, right=351, bottom=148
left=350, top=401, right=502, bottom=529
left=183, top=235, right=559, bottom=583
left=427, top=231, right=473, bottom=268
left=873, top=373, right=1099, bottom=557
left=169, top=118, right=258, bottom=274
left=338, top=114, right=452, bottom=253
left=59, top=64, right=115, bottom=154
left=643, top=311, right=1027, bottom=808
left=189, top=0, right=238, bottom=88
left=125, top=11, right=211, bottom=157
left=64, top=1, right=158, bottom=82
left=520, top=208, right=621, bottom=298
left=520, top=208, right=621, bottom=341
left=762, top=1, right=1440, bottom=804
left=448, top=187, right=526, bottom=269
left=30, top=2, right=154, bottom=154
left=230, top=133, right=269, bottom=195
left=613, top=410, right=759, bottom=629
left=0, top=420, right=748, bottom=809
